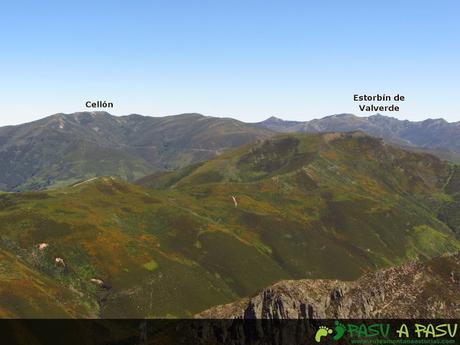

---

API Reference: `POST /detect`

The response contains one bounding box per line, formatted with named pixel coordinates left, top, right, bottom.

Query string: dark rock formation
left=197, top=252, right=460, bottom=319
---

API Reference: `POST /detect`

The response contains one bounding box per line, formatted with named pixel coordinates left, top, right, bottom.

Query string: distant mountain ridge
left=0, top=112, right=273, bottom=191
left=254, top=113, right=460, bottom=160
left=0, top=111, right=459, bottom=192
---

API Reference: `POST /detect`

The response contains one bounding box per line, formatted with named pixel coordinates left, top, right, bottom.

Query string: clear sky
left=0, top=0, right=459, bottom=125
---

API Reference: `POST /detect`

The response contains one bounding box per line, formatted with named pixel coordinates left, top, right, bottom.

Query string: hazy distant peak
left=256, top=116, right=303, bottom=131
left=53, top=111, right=113, bottom=118
left=172, top=113, right=206, bottom=118
left=322, top=113, right=358, bottom=119
left=369, top=113, right=395, bottom=120
left=422, top=118, right=448, bottom=125
left=264, top=116, right=285, bottom=123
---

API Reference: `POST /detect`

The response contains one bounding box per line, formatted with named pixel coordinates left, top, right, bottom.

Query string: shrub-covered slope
left=0, top=132, right=459, bottom=317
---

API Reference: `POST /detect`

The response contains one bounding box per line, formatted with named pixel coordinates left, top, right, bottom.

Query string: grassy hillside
left=0, top=132, right=459, bottom=317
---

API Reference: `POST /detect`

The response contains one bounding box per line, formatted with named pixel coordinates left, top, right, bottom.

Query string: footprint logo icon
left=315, top=326, right=333, bottom=343
left=333, top=321, right=346, bottom=341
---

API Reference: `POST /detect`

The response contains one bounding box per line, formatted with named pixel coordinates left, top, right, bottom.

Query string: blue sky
left=0, top=0, right=459, bottom=125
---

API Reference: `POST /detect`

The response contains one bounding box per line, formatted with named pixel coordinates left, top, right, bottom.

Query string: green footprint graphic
left=315, top=326, right=333, bottom=343
left=333, top=321, right=346, bottom=341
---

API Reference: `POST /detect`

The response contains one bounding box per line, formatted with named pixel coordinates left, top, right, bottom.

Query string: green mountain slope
left=0, top=132, right=459, bottom=317
left=0, top=247, right=97, bottom=318
left=0, top=112, right=273, bottom=191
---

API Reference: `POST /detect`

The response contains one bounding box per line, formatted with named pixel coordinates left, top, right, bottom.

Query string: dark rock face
left=197, top=252, right=460, bottom=319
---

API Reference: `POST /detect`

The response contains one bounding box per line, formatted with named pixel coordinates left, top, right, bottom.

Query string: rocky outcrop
left=197, top=252, right=460, bottom=319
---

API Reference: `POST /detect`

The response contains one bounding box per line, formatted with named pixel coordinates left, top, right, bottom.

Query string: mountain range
left=0, top=112, right=272, bottom=191
left=1, top=132, right=459, bottom=317
left=254, top=113, right=460, bottom=161
left=1, top=112, right=459, bottom=192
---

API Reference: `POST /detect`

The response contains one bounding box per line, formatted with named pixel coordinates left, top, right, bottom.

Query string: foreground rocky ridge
left=197, top=252, right=460, bottom=318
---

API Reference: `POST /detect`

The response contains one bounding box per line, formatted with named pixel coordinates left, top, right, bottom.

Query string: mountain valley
left=1, top=112, right=459, bottom=192
left=0, top=132, right=459, bottom=317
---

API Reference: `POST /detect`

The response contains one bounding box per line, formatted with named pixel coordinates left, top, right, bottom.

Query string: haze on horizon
left=0, top=0, right=459, bottom=126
